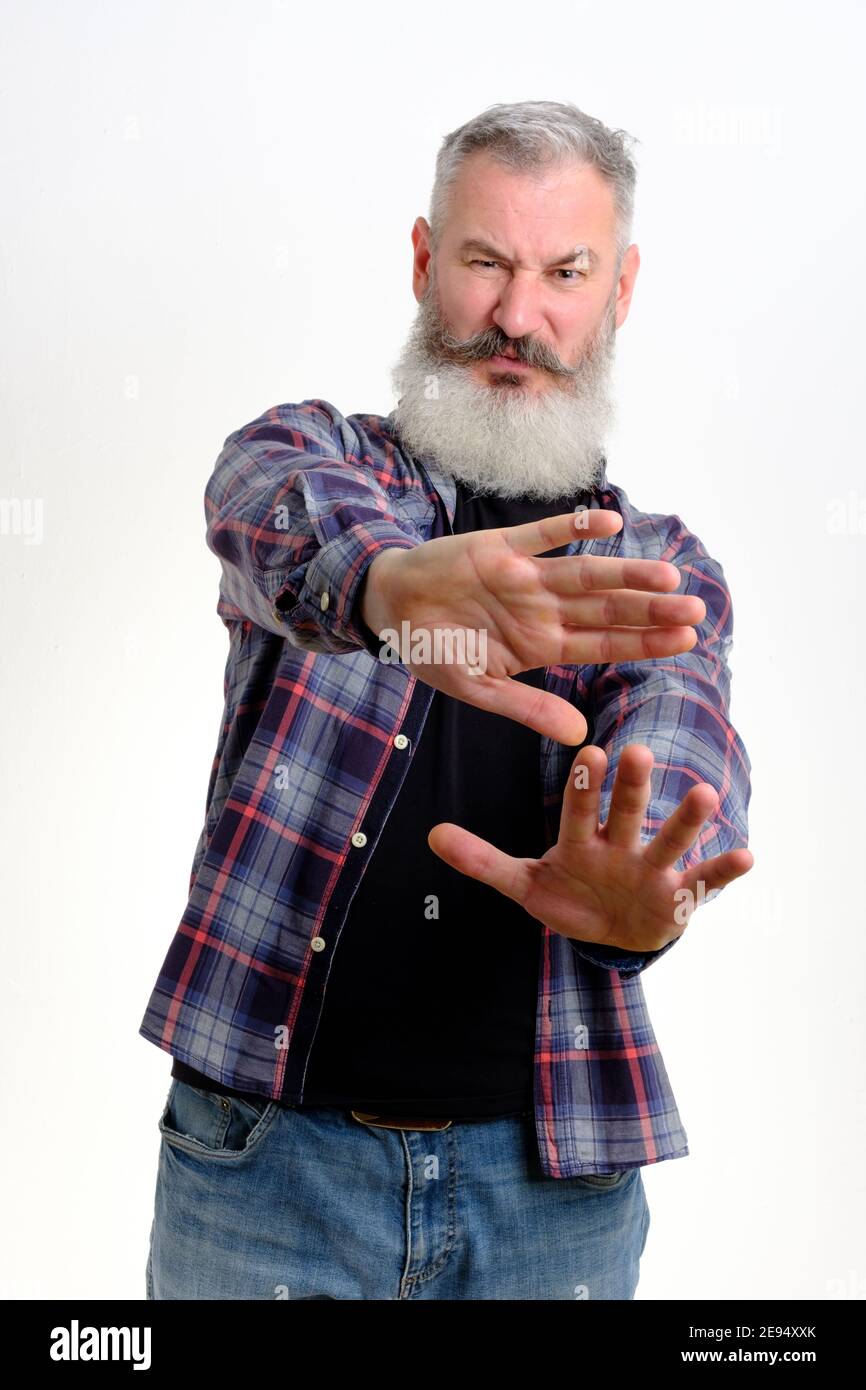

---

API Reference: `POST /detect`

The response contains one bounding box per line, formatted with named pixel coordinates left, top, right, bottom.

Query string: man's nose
left=491, top=275, right=545, bottom=343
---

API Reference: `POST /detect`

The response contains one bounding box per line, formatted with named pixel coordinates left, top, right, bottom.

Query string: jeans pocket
left=158, top=1078, right=277, bottom=1159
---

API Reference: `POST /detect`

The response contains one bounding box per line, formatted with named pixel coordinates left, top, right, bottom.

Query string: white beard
left=389, top=275, right=618, bottom=501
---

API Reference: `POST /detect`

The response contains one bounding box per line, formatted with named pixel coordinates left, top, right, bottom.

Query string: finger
left=539, top=553, right=683, bottom=594
left=558, top=624, right=700, bottom=664
left=680, top=849, right=755, bottom=905
left=418, top=667, right=588, bottom=745
left=643, top=783, right=720, bottom=871
left=560, top=744, right=607, bottom=845
left=501, top=508, right=623, bottom=558
left=427, top=822, right=532, bottom=903
left=603, top=744, right=655, bottom=849
left=556, top=589, right=706, bottom=628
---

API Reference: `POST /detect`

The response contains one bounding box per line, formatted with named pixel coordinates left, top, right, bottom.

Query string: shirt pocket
left=390, top=487, right=437, bottom=537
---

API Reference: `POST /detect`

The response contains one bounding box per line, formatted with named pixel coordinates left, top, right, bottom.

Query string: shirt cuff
left=571, top=939, right=676, bottom=976
left=272, top=520, right=420, bottom=655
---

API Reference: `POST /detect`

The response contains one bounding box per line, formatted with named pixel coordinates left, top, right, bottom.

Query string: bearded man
left=141, top=99, right=753, bottom=1302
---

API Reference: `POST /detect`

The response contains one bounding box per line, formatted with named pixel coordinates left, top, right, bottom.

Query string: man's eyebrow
left=458, top=238, right=598, bottom=269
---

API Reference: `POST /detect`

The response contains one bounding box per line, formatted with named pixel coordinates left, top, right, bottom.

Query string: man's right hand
left=358, top=509, right=706, bottom=745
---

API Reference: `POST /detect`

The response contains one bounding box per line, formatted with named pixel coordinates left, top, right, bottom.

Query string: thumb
left=420, top=671, right=587, bottom=746
left=427, top=822, right=531, bottom=904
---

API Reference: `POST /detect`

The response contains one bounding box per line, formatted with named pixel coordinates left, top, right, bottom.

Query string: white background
left=1, top=0, right=864, bottom=1301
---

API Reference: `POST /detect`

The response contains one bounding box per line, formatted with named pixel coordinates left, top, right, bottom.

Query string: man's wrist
left=358, top=548, right=405, bottom=637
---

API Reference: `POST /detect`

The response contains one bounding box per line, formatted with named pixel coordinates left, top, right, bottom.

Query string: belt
left=350, top=1107, right=533, bottom=1130
left=350, top=1109, right=453, bottom=1131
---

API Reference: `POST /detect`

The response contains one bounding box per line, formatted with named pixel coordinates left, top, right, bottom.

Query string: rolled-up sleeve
left=205, top=399, right=422, bottom=653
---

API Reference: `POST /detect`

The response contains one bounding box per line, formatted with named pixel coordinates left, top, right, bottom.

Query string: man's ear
left=412, top=217, right=434, bottom=302
left=614, top=243, right=640, bottom=329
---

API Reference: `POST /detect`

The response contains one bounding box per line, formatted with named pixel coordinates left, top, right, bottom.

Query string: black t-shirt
left=172, top=479, right=585, bottom=1116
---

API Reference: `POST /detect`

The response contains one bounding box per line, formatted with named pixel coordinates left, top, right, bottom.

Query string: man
left=142, top=99, right=753, bottom=1300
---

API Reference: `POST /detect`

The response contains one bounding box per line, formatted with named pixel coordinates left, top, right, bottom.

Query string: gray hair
left=428, top=100, right=640, bottom=273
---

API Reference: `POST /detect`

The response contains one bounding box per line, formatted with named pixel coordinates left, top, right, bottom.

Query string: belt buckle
left=350, top=1109, right=453, bottom=1131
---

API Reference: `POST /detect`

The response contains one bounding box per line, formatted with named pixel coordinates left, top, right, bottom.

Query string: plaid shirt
left=139, top=398, right=752, bottom=1177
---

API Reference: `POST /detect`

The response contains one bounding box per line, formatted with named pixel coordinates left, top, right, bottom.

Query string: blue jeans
left=147, top=1078, right=651, bottom=1300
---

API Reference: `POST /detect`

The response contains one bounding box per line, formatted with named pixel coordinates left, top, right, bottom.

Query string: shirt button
left=310, top=936, right=326, bottom=952
left=351, top=831, right=367, bottom=848
left=319, top=589, right=330, bottom=611
left=394, top=734, right=409, bottom=750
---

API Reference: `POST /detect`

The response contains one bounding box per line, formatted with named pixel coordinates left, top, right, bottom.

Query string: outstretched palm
left=427, top=743, right=753, bottom=953
left=360, top=509, right=707, bottom=745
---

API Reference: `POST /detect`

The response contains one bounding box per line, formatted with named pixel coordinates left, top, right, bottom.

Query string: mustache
left=432, top=323, right=577, bottom=378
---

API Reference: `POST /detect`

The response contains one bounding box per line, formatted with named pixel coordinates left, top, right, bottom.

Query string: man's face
left=390, top=151, right=640, bottom=500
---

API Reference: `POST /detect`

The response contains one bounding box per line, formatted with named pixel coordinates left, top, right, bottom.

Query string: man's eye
left=468, top=259, right=587, bottom=280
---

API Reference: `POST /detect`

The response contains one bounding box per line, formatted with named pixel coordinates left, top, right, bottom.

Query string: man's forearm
left=356, top=547, right=409, bottom=639
left=204, top=402, right=422, bottom=653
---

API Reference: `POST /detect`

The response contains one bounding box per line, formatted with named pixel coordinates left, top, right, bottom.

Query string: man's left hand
left=427, top=743, right=754, bottom=954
